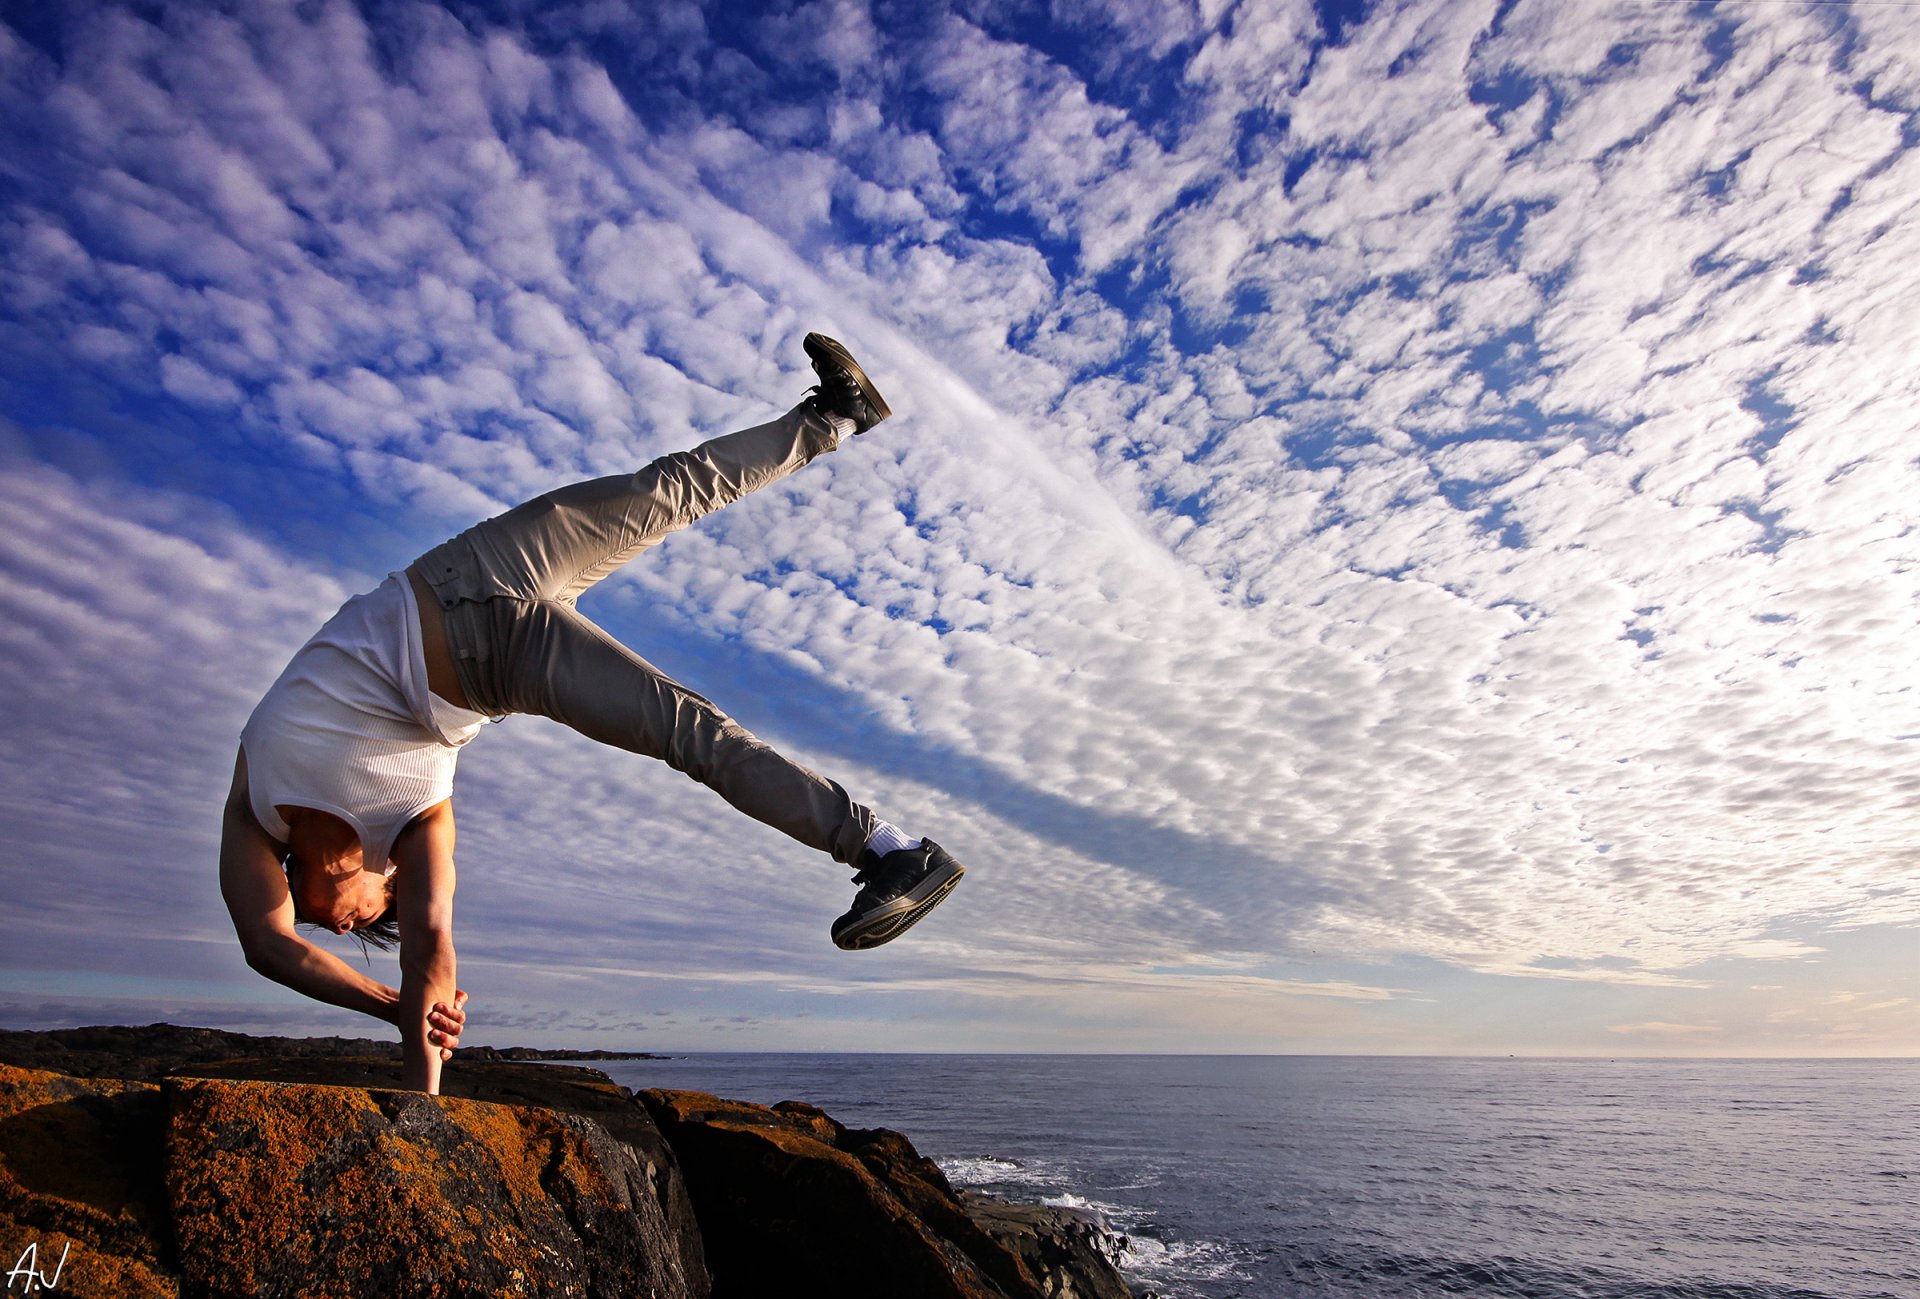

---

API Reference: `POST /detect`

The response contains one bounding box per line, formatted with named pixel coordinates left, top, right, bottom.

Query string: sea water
left=600, top=1054, right=1919, bottom=1299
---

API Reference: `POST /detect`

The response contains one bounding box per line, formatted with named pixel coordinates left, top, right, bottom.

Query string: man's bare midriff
left=406, top=566, right=473, bottom=712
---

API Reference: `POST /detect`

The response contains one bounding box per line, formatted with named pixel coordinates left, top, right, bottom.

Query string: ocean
left=598, top=1054, right=1919, bottom=1299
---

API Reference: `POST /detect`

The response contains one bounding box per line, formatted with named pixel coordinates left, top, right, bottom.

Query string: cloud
left=1, top=0, right=1916, bottom=1051
left=1726, top=939, right=1826, bottom=962
left=1606, top=1021, right=1719, bottom=1038
left=0, top=457, right=354, bottom=967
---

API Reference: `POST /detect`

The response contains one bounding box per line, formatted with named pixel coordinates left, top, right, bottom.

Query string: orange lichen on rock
left=0, top=1064, right=179, bottom=1298
left=0, top=1032, right=1129, bottom=1299
left=437, top=1093, right=599, bottom=1212
left=163, top=1077, right=697, bottom=1299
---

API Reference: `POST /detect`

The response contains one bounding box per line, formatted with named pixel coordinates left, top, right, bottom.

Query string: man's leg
left=478, top=598, right=965, bottom=947
left=425, top=335, right=961, bottom=944
left=432, top=403, right=841, bottom=609
left=472, top=597, right=878, bottom=866
left=418, top=332, right=892, bottom=611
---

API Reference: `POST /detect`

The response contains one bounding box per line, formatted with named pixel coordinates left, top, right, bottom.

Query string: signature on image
left=5, top=1242, right=68, bottom=1295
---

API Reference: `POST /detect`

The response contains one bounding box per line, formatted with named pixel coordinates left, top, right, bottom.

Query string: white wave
left=1040, top=1191, right=1102, bottom=1211
left=1119, top=1234, right=1252, bottom=1289
left=939, top=1153, right=1063, bottom=1191
left=941, top=1157, right=1245, bottom=1296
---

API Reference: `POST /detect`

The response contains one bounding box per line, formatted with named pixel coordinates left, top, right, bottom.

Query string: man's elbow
left=239, top=933, right=287, bottom=979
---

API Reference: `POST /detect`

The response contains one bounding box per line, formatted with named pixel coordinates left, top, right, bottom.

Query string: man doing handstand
left=220, top=334, right=965, bottom=1092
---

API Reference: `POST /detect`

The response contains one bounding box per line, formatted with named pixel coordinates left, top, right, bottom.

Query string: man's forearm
left=399, top=939, right=457, bottom=1094
left=246, top=933, right=399, bottom=1025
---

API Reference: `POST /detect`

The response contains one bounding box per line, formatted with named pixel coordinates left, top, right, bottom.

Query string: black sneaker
left=831, top=839, right=965, bottom=950
left=804, top=332, right=892, bottom=433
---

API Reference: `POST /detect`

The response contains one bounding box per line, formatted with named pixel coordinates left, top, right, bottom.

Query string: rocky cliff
left=0, top=1026, right=1135, bottom=1299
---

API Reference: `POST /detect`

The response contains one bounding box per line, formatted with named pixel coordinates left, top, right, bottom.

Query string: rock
left=961, top=1192, right=1137, bottom=1299
left=0, top=1023, right=401, bottom=1081
left=0, top=1028, right=1141, bottom=1299
left=178, top=1054, right=707, bottom=1291
left=642, top=1088, right=1003, bottom=1298
left=0, top=1066, right=177, bottom=1298
left=642, top=1088, right=1138, bottom=1299
left=0, top=1059, right=709, bottom=1299
left=832, top=1121, right=1051, bottom=1299
left=165, top=1076, right=700, bottom=1299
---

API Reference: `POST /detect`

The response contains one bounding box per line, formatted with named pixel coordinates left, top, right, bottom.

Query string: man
left=221, top=334, right=965, bottom=1093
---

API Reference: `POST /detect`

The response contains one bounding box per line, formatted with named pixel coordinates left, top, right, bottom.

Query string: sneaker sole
left=804, top=332, right=893, bottom=424
left=832, top=859, right=964, bottom=951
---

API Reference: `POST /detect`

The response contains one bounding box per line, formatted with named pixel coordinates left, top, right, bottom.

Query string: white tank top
left=240, top=573, right=489, bottom=867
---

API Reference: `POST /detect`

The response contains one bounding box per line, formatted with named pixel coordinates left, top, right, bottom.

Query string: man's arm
left=392, top=801, right=458, bottom=1094
left=218, top=750, right=401, bottom=1024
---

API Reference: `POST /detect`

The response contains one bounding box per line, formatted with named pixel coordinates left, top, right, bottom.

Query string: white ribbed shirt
left=240, top=573, right=488, bottom=867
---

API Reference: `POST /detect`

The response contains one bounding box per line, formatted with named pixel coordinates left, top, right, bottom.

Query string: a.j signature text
left=5, top=1242, right=69, bottom=1294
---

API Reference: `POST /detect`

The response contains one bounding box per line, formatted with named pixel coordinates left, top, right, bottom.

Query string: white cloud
left=1, top=0, right=1915, bottom=1051
left=1728, top=939, right=1826, bottom=963
left=0, top=459, right=354, bottom=947
left=1606, top=1021, right=1719, bottom=1038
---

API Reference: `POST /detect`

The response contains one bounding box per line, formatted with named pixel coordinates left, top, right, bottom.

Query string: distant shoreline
left=0, top=1022, right=668, bottom=1079
left=456, top=1044, right=670, bottom=1062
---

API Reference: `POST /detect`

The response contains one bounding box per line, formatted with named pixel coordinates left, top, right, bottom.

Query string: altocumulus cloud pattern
left=0, top=0, right=1915, bottom=1055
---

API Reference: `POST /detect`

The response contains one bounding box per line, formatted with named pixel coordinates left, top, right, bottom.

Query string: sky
left=0, top=0, right=1915, bottom=1056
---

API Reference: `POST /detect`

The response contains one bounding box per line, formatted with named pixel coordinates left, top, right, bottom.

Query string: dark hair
left=328, top=910, right=402, bottom=954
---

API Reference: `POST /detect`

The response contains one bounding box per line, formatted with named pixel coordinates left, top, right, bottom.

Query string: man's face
left=292, top=863, right=392, bottom=934
left=285, top=813, right=392, bottom=934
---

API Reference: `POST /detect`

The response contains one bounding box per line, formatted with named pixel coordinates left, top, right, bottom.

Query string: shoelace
left=815, top=371, right=868, bottom=413
left=809, top=383, right=861, bottom=415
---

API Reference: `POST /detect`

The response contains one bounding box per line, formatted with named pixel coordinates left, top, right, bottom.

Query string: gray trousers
left=414, top=403, right=877, bottom=866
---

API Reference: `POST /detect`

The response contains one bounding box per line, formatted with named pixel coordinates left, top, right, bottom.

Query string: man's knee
left=662, top=700, right=757, bottom=778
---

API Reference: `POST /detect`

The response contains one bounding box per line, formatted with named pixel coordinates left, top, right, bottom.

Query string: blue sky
left=1, top=0, right=1916, bottom=1055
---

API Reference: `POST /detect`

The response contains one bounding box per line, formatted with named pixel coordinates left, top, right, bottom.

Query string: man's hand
left=426, top=989, right=469, bottom=1061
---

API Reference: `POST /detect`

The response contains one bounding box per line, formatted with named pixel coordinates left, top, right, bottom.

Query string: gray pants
left=414, top=403, right=877, bottom=866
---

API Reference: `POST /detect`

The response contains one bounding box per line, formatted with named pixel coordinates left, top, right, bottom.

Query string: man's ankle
left=865, top=820, right=922, bottom=859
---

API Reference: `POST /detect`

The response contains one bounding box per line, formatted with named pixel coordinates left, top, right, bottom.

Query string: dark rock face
left=962, top=1192, right=1138, bottom=1299
left=0, top=1027, right=1140, bottom=1299
left=640, top=1089, right=1136, bottom=1299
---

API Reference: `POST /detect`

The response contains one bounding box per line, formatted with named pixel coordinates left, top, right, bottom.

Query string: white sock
left=822, top=412, right=857, bottom=439
left=865, top=820, right=922, bottom=858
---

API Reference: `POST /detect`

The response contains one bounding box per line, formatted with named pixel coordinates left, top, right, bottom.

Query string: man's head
left=283, top=809, right=400, bottom=949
